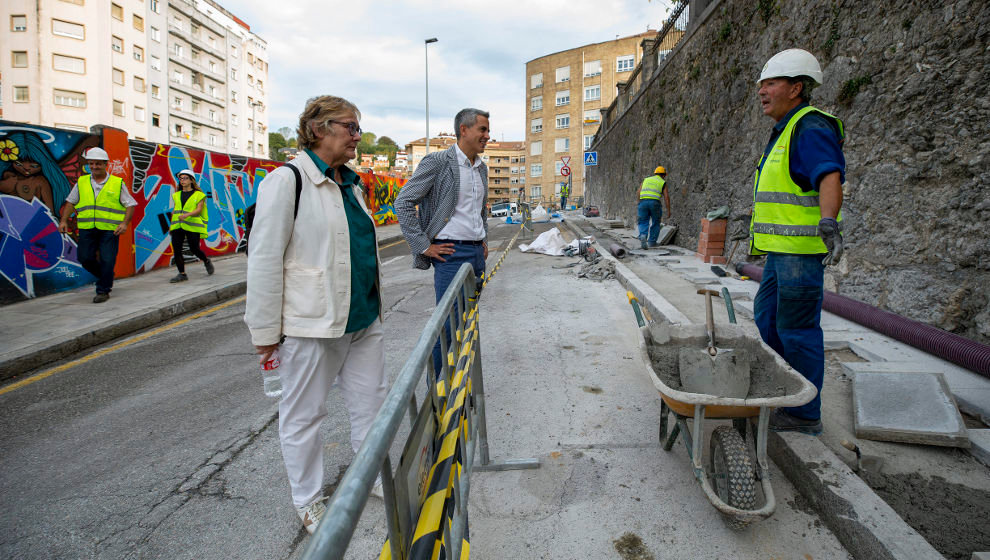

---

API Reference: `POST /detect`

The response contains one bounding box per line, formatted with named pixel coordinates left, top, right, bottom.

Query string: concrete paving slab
left=848, top=340, right=892, bottom=362
left=702, top=283, right=751, bottom=300
left=853, top=370, right=970, bottom=447
left=686, top=273, right=719, bottom=284
left=973, top=551, right=990, bottom=560
left=657, top=224, right=677, bottom=244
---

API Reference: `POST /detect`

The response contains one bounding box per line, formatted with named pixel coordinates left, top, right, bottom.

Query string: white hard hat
left=177, top=169, right=196, bottom=179
left=758, top=49, right=823, bottom=84
left=84, top=147, right=109, bottom=161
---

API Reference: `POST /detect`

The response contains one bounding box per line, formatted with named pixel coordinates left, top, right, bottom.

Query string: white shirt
left=436, top=144, right=486, bottom=242
left=67, top=174, right=138, bottom=207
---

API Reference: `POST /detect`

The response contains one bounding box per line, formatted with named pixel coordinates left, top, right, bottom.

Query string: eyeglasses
left=328, top=120, right=362, bottom=137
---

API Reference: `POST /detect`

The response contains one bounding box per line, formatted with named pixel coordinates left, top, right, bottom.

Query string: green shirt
left=305, top=149, right=380, bottom=333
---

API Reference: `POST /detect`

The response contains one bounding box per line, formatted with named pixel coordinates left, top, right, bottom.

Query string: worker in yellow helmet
left=637, top=165, right=671, bottom=249
left=750, top=48, right=846, bottom=436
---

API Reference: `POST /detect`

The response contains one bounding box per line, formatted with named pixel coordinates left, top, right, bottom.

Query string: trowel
left=678, top=289, right=751, bottom=398
left=840, top=439, right=885, bottom=473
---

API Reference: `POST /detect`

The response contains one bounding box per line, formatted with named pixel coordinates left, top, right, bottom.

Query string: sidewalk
left=0, top=223, right=406, bottom=380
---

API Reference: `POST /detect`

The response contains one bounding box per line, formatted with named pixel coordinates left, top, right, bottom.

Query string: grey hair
left=790, top=76, right=817, bottom=103
left=454, top=108, right=490, bottom=139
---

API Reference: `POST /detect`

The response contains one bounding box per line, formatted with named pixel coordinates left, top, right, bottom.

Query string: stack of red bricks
left=697, top=218, right=727, bottom=264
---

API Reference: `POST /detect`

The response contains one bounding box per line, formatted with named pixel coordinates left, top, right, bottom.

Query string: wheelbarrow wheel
left=710, top=425, right=758, bottom=529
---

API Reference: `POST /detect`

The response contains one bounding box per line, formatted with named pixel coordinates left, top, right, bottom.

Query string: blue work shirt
left=759, top=102, right=845, bottom=192
left=304, top=149, right=380, bottom=333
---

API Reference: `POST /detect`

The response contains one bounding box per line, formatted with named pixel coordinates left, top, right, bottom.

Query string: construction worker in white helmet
left=637, top=165, right=672, bottom=249
left=58, top=147, right=137, bottom=303
left=750, top=48, right=846, bottom=435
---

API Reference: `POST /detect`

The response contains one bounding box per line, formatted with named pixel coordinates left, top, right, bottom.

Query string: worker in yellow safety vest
left=58, top=147, right=136, bottom=303
left=750, top=48, right=846, bottom=436
left=637, top=166, right=672, bottom=249
left=168, top=169, right=214, bottom=283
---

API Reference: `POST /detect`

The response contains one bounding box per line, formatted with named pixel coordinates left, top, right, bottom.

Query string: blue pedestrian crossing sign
left=584, top=151, right=598, bottom=166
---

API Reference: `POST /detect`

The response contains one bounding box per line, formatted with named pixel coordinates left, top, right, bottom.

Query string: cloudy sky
left=220, top=0, right=674, bottom=147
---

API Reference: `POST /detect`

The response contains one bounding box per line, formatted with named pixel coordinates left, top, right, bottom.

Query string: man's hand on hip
left=483, top=242, right=488, bottom=260
left=818, top=217, right=843, bottom=266
left=423, top=242, right=456, bottom=262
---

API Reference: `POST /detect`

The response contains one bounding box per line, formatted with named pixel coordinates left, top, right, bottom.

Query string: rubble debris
left=578, top=259, right=616, bottom=281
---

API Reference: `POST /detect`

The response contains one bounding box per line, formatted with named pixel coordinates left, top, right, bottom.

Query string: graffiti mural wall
left=0, top=120, right=406, bottom=304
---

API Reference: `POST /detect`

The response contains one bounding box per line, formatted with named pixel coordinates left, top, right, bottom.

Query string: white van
left=490, top=202, right=518, bottom=218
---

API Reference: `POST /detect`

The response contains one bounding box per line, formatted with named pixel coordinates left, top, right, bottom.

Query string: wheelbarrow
left=627, top=291, right=816, bottom=529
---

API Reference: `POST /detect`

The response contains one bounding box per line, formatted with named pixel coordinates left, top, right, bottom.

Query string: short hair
left=788, top=76, right=817, bottom=103
left=296, top=96, right=361, bottom=150
left=454, top=108, right=490, bottom=139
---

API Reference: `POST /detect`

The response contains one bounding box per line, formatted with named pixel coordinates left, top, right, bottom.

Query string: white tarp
left=519, top=227, right=578, bottom=256
left=531, top=204, right=550, bottom=223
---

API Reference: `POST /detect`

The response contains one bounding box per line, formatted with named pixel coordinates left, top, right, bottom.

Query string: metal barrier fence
left=301, top=225, right=537, bottom=560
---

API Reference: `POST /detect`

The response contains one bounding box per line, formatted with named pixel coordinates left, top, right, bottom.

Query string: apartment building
left=482, top=140, right=525, bottom=205
left=0, top=0, right=268, bottom=158
left=404, top=134, right=456, bottom=175
left=524, top=31, right=657, bottom=204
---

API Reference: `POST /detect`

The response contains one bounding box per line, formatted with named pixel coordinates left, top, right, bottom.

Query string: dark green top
left=305, top=149, right=379, bottom=333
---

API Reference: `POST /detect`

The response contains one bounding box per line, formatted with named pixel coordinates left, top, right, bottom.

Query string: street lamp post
left=424, top=37, right=438, bottom=163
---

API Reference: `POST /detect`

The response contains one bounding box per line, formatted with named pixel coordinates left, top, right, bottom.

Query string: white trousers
left=277, top=320, right=387, bottom=508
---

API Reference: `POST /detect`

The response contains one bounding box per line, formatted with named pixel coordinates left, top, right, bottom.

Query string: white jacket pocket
left=283, top=266, right=327, bottom=319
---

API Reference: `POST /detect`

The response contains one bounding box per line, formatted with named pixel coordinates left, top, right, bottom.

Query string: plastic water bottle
left=261, top=349, right=283, bottom=398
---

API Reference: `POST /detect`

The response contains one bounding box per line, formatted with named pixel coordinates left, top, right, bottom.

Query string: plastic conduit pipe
left=736, top=263, right=990, bottom=378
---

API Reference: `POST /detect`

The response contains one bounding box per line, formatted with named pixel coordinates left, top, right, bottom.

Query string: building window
left=555, top=161, right=568, bottom=175
left=172, top=18, right=183, bottom=32
left=231, top=68, right=238, bottom=80
left=173, top=96, right=183, bottom=109
left=584, top=109, right=601, bottom=125
left=111, top=3, right=123, bottom=21
left=133, top=45, right=144, bottom=62
left=530, top=141, right=542, bottom=156
left=134, top=76, right=145, bottom=92
left=52, top=19, right=84, bottom=39
left=231, top=114, right=238, bottom=125
left=135, top=106, right=145, bottom=122
left=209, top=60, right=217, bottom=73
left=53, top=89, right=86, bottom=107
left=53, top=54, right=85, bottom=74
left=531, top=118, right=543, bottom=134
left=112, top=67, right=125, bottom=86
left=231, top=91, right=238, bottom=102
left=231, top=137, right=238, bottom=149
left=555, top=137, right=569, bottom=152
left=555, top=66, right=570, bottom=83
left=150, top=26, right=160, bottom=42
left=11, top=15, right=28, bottom=32
left=152, top=113, right=160, bottom=127
left=616, top=55, right=635, bottom=72
left=151, top=84, right=160, bottom=99
left=208, top=109, right=217, bottom=122
left=11, top=51, right=28, bottom=68
left=150, top=55, right=161, bottom=71
left=584, top=85, right=601, bottom=101
left=191, top=100, right=200, bottom=113
left=530, top=73, right=543, bottom=89
left=172, top=69, right=183, bottom=84
left=530, top=164, right=542, bottom=177
left=231, top=45, right=239, bottom=57
left=111, top=36, right=123, bottom=53
left=555, top=114, right=570, bottom=129
left=133, top=14, right=144, bottom=31
left=113, top=100, right=124, bottom=116
left=209, top=134, right=217, bottom=146
left=174, top=123, right=184, bottom=136
left=531, top=96, right=542, bottom=112
left=584, top=135, right=594, bottom=150
left=150, top=0, right=160, bottom=14
left=173, top=43, right=184, bottom=57
left=584, top=59, right=602, bottom=77
left=13, top=86, right=29, bottom=102
left=192, top=125, right=200, bottom=139
left=555, top=90, right=570, bottom=106
left=208, top=85, right=217, bottom=98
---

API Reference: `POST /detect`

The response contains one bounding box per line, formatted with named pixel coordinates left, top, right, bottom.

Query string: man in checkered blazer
left=395, top=108, right=491, bottom=375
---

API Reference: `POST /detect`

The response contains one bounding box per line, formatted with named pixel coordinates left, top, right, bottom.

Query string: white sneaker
left=371, top=477, right=384, bottom=500
left=296, top=497, right=328, bottom=534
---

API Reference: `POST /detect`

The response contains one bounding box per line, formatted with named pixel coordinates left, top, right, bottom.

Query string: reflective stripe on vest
left=639, top=175, right=665, bottom=200
left=749, top=106, right=844, bottom=255
left=170, top=190, right=208, bottom=237
left=77, top=175, right=127, bottom=231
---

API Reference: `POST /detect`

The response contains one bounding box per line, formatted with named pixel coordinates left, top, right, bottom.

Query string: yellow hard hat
left=654, top=166, right=666, bottom=175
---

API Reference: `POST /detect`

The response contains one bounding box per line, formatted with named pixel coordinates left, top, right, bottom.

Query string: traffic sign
left=561, top=166, right=571, bottom=176
left=561, top=156, right=571, bottom=166
left=584, top=151, right=598, bottom=166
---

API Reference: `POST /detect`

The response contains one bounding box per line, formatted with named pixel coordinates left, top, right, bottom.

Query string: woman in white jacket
left=244, top=96, right=386, bottom=534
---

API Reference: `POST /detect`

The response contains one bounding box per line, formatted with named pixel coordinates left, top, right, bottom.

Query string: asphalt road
left=0, top=219, right=851, bottom=559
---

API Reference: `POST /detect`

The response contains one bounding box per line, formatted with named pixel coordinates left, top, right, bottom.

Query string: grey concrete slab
left=973, top=552, right=990, bottom=560
left=969, top=429, right=990, bottom=467
left=702, top=283, right=751, bottom=300
left=853, top=370, right=970, bottom=447
left=657, top=224, right=677, bottom=244
left=686, top=273, right=719, bottom=284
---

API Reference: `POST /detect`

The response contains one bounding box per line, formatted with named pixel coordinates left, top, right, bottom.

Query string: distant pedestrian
left=244, top=95, right=386, bottom=534
left=560, top=181, right=569, bottom=210
left=58, top=147, right=136, bottom=303
left=749, top=49, right=846, bottom=436
left=168, top=169, right=214, bottom=283
left=637, top=165, right=672, bottom=249
left=395, top=108, right=490, bottom=376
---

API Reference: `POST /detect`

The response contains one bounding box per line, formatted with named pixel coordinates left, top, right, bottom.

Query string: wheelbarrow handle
left=627, top=291, right=646, bottom=328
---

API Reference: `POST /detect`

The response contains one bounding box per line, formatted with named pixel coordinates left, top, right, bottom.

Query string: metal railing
left=301, top=249, right=538, bottom=559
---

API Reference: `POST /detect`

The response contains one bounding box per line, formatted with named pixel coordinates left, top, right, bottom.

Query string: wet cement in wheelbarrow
left=647, top=333, right=803, bottom=399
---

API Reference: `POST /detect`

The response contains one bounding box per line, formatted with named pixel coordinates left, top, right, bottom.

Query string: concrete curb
left=562, top=215, right=945, bottom=560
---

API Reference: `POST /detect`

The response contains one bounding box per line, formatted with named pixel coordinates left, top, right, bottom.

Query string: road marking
left=379, top=239, right=405, bottom=250
left=381, top=255, right=405, bottom=267
left=0, top=295, right=247, bottom=397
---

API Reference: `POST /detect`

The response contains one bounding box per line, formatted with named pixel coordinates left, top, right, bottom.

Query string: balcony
left=169, top=107, right=224, bottom=131
left=168, top=23, right=225, bottom=61
left=169, top=79, right=225, bottom=108
left=170, top=54, right=225, bottom=84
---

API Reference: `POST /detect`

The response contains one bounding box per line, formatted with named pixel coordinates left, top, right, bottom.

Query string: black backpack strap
left=287, top=162, right=303, bottom=219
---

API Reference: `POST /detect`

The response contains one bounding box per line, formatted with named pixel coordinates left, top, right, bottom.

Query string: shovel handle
left=699, top=289, right=716, bottom=349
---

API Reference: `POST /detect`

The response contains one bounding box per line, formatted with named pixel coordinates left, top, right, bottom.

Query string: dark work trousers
left=77, top=228, right=119, bottom=295
left=753, top=252, right=826, bottom=420
left=431, top=242, right=486, bottom=378
left=170, top=229, right=208, bottom=273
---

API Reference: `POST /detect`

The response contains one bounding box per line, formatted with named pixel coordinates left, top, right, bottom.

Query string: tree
left=376, top=136, right=399, bottom=166
left=276, top=126, right=295, bottom=140
left=268, top=132, right=287, bottom=162
left=357, top=132, right=377, bottom=157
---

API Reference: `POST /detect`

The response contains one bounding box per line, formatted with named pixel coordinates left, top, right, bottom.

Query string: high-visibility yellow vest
left=639, top=175, right=665, bottom=200
left=750, top=106, right=844, bottom=255
left=76, top=175, right=127, bottom=231
left=170, top=190, right=209, bottom=238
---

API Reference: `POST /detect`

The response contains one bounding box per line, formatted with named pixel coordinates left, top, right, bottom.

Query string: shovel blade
left=678, top=347, right=751, bottom=398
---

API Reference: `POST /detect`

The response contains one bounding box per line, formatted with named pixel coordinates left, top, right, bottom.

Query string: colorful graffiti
left=0, top=120, right=406, bottom=304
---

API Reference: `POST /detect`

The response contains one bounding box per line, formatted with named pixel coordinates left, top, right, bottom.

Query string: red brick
left=697, top=240, right=725, bottom=252
left=699, top=231, right=726, bottom=244
left=709, top=256, right=727, bottom=265
left=701, top=218, right=727, bottom=234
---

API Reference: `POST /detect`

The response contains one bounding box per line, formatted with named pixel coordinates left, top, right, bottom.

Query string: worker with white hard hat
left=168, top=169, right=214, bottom=283
left=749, top=48, right=847, bottom=435
left=59, top=146, right=137, bottom=303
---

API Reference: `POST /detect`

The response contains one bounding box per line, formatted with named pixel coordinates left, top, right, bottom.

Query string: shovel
left=678, top=289, right=751, bottom=398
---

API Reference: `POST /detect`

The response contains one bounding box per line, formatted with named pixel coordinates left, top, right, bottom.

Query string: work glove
left=818, top=218, right=843, bottom=266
